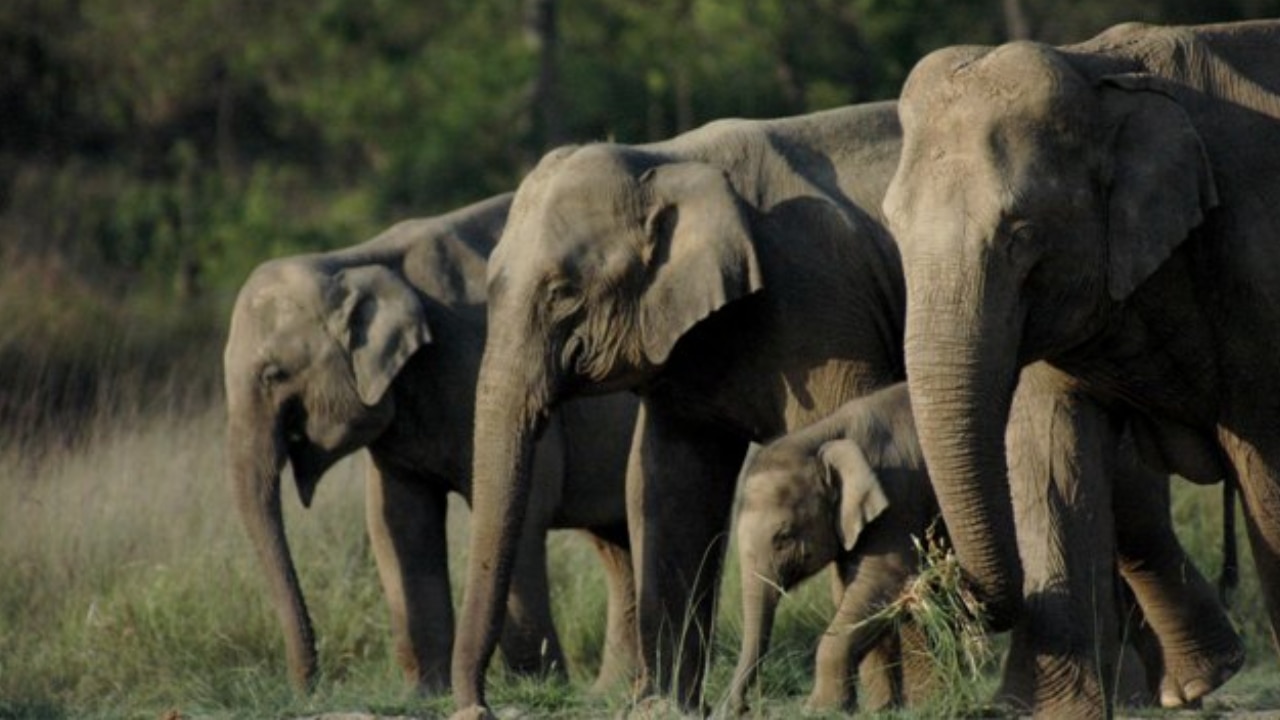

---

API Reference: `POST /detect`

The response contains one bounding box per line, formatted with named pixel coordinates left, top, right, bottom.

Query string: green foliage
left=5, top=0, right=1280, bottom=362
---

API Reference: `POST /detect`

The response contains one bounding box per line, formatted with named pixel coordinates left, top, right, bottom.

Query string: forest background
left=7, top=0, right=1280, bottom=430
left=4, top=2, right=1280, bottom=718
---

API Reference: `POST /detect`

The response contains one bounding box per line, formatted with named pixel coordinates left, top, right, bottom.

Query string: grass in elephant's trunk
left=835, top=524, right=998, bottom=716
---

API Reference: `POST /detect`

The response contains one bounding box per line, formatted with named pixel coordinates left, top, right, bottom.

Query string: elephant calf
left=224, top=193, right=639, bottom=694
left=729, top=383, right=937, bottom=714
left=729, top=382, right=1234, bottom=714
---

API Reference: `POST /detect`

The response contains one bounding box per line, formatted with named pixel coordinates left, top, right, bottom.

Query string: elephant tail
left=1218, top=477, right=1239, bottom=607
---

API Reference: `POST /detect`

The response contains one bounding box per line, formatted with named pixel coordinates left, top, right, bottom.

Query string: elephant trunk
left=903, top=270, right=1023, bottom=632
left=729, top=556, right=782, bottom=714
left=228, top=410, right=316, bottom=691
left=451, top=340, right=546, bottom=712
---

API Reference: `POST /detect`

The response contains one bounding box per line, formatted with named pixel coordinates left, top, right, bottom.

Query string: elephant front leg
left=627, top=399, right=747, bottom=711
left=809, top=552, right=911, bottom=712
left=999, top=366, right=1120, bottom=718
left=365, top=458, right=453, bottom=693
left=1112, top=457, right=1243, bottom=708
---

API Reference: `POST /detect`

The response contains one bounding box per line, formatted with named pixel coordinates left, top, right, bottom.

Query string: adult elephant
left=883, top=20, right=1279, bottom=716
left=224, top=194, right=640, bottom=695
left=450, top=101, right=1237, bottom=717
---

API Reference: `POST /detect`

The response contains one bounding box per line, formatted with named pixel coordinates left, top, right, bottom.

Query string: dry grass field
left=1, top=393, right=1278, bottom=719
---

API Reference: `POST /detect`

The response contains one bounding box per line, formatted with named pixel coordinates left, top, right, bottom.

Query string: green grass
left=1, top=394, right=1277, bottom=719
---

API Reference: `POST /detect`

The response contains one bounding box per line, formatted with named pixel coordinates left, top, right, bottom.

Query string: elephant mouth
left=287, top=442, right=334, bottom=508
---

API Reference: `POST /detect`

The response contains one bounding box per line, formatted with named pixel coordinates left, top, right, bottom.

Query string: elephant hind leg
left=365, top=461, right=454, bottom=693
left=854, top=623, right=938, bottom=712
left=852, top=630, right=900, bottom=713
left=1112, top=460, right=1243, bottom=709
left=584, top=527, right=640, bottom=695
left=1220, top=428, right=1280, bottom=664
left=500, top=516, right=570, bottom=680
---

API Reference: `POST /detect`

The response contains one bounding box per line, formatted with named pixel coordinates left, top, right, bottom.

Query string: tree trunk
left=1003, top=0, right=1032, bottom=41
left=523, top=0, right=562, bottom=159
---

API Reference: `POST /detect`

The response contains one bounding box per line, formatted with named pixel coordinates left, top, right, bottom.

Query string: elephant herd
left=225, top=21, right=1280, bottom=719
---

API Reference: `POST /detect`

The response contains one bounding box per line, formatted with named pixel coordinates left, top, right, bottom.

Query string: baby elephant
left=729, top=382, right=1237, bottom=714
left=729, top=383, right=935, bottom=714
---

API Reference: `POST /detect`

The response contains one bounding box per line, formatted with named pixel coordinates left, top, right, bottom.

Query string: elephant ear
left=326, top=265, right=432, bottom=405
left=820, top=438, right=890, bottom=552
left=1098, top=74, right=1219, bottom=300
left=638, top=162, right=764, bottom=364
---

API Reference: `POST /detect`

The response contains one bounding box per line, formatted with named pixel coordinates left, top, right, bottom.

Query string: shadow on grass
left=0, top=700, right=68, bottom=720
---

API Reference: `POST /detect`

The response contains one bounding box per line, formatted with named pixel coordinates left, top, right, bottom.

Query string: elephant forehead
left=493, top=209, right=644, bottom=291
left=512, top=146, right=640, bottom=219
left=908, top=43, right=1087, bottom=140
left=250, top=289, right=317, bottom=335
left=242, top=288, right=339, bottom=365
left=744, top=467, right=823, bottom=506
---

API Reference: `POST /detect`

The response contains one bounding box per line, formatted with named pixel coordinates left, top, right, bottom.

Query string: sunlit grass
left=1, top=388, right=1276, bottom=718
left=864, top=527, right=997, bottom=717
left=0, top=402, right=400, bottom=718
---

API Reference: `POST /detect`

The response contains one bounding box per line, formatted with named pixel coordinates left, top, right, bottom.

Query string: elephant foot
left=725, top=694, right=746, bottom=717
left=621, top=695, right=707, bottom=719
left=588, top=658, right=640, bottom=697
left=588, top=675, right=626, bottom=698
left=1157, top=648, right=1244, bottom=702
left=802, top=682, right=856, bottom=714
left=1158, top=641, right=1245, bottom=708
left=449, top=704, right=497, bottom=720
left=408, top=666, right=450, bottom=698
left=997, top=656, right=1109, bottom=720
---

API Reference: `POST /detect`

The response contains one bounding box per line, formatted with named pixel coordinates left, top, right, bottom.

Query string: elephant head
left=452, top=145, right=763, bottom=710
left=224, top=258, right=429, bottom=689
left=882, top=40, right=1217, bottom=630
left=728, top=438, right=889, bottom=713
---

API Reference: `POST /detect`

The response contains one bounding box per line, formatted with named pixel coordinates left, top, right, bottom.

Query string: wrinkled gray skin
left=450, top=100, right=1238, bottom=718
left=223, top=194, right=639, bottom=695
left=729, top=383, right=938, bottom=714
left=729, top=382, right=1221, bottom=715
left=884, top=20, right=1280, bottom=716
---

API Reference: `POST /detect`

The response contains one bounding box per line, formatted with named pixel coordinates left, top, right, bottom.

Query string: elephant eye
left=260, top=364, right=288, bottom=388
left=548, top=280, right=579, bottom=304
left=999, top=219, right=1039, bottom=271
left=544, top=278, right=584, bottom=321
left=1008, top=221, right=1035, bottom=243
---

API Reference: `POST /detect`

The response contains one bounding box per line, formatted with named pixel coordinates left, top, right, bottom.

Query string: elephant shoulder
left=401, top=231, right=491, bottom=309
left=401, top=196, right=510, bottom=308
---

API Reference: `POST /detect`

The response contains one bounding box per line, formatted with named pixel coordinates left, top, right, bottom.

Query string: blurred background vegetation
left=5, top=0, right=1279, bottom=438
